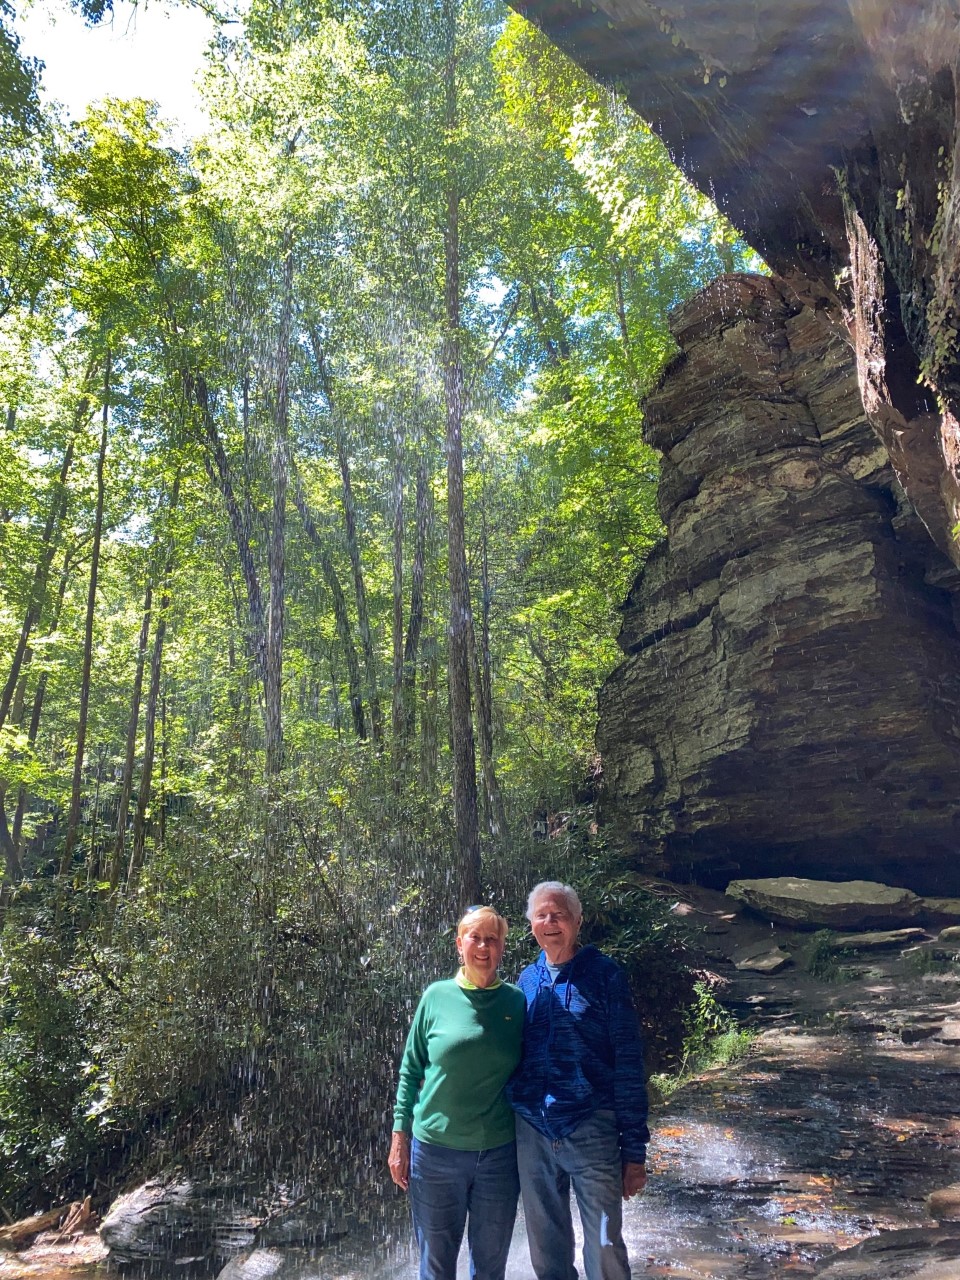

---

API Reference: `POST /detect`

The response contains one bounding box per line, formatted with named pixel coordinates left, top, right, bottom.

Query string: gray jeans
left=517, top=1110, right=630, bottom=1280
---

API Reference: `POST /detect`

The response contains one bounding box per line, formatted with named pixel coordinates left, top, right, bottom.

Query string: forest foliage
left=0, top=0, right=758, bottom=1214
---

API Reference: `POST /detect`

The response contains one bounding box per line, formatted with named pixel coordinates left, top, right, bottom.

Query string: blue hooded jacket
left=508, top=944, right=650, bottom=1164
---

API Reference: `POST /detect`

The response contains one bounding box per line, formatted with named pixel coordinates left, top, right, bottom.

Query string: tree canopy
left=0, top=0, right=758, bottom=1215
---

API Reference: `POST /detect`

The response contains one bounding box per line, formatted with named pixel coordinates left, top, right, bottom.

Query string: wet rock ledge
left=597, top=273, right=960, bottom=896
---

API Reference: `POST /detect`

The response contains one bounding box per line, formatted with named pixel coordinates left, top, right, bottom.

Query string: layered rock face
left=597, top=274, right=960, bottom=895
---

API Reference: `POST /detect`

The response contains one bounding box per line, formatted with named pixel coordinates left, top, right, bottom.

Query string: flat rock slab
left=927, top=1184, right=960, bottom=1223
left=812, top=1227, right=960, bottom=1278
left=922, top=899, right=960, bottom=925
left=901, top=1023, right=941, bottom=1044
left=734, top=946, right=792, bottom=973
left=828, top=928, right=928, bottom=951
left=726, top=878, right=921, bottom=930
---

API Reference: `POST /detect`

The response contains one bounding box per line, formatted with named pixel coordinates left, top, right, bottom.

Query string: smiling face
left=456, top=910, right=506, bottom=988
left=529, top=892, right=581, bottom=965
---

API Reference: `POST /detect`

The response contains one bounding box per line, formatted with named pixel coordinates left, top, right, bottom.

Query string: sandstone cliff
left=597, top=273, right=960, bottom=895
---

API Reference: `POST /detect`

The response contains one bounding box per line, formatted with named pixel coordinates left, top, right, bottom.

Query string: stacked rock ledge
left=597, top=274, right=960, bottom=895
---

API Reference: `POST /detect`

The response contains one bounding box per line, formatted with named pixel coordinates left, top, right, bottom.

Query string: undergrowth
left=905, top=945, right=960, bottom=977
left=648, top=978, right=753, bottom=1102
left=802, top=930, right=853, bottom=981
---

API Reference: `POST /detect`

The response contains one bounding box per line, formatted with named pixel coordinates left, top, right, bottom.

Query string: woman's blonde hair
left=457, top=905, right=508, bottom=942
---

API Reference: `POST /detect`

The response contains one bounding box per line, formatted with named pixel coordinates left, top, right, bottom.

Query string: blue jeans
left=409, top=1136, right=520, bottom=1280
left=517, top=1111, right=630, bottom=1280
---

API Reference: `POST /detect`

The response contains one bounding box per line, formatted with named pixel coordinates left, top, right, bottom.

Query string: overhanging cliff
left=514, top=0, right=960, bottom=566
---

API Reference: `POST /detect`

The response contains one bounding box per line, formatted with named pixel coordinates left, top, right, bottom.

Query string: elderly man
left=508, top=880, right=649, bottom=1280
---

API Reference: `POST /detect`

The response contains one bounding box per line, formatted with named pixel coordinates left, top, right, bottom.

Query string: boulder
left=724, top=878, right=922, bottom=930
left=938, top=926, right=960, bottom=944
left=901, top=1023, right=942, bottom=1045
left=100, top=1178, right=339, bottom=1267
left=596, top=276, right=960, bottom=896
left=100, top=1180, right=227, bottom=1265
left=812, top=1227, right=960, bottom=1278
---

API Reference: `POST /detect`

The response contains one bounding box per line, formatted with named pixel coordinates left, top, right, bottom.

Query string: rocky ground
left=620, top=881, right=960, bottom=1278
left=3, top=878, right=959, bottom=1280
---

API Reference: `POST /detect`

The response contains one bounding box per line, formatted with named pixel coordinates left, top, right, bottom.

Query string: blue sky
left=15, top=0, right=217, bottom=139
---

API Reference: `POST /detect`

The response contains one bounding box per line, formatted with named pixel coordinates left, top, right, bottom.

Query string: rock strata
left=517, top=0, right=960, bottom=566
left=597, top=275, right=960, bottom=894
left=921, top=899, right=960, bottom=926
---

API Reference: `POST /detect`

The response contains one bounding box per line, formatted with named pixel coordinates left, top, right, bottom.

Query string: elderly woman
left=388, top=905, right=525, bottom=1280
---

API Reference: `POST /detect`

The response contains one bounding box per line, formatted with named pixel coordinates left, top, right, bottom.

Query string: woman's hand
left=388, top=1130, right=411, bottom=1190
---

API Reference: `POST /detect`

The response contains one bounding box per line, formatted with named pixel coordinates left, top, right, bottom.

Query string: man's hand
left=622, top=1161, right=647, bottom=1199
left=388, top=1131, right=411, bottom=1190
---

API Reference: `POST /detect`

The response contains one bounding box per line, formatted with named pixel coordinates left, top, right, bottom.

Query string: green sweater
left=393, top=977, right=525, bottom=1150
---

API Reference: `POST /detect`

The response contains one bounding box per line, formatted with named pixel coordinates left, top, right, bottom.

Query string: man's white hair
left=526, top=880, right=582, bottom=921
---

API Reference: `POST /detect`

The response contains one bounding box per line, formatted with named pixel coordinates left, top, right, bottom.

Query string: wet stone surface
left=613, top=945, right=960, bottom=1279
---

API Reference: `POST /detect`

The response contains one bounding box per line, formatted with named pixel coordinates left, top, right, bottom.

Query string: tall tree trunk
left=470, top=481, right=508, bottom=837
left=292, top=480, right=366, bottom=739
left=441, top=0, right=480, bottom=904
left=309, top=332, right=381, bottom=747
left=310, top=334, right=383, bottom=746
left=10, top=543, right=73, bottom=855
left=390, top=423, right=405, bottom=749
left=0, top=805, right=18, bottom=926
left=128, top=550, right=174, bottom=894
left=85, top=746, right=106, bottom=884
left=420, top=611, right=439, bottom=791
left=190, top=373, right=267, bottom=687
left=0, top=400, right=88, bottom=731
left=108, top=462, right=182, bottom=898
left=265, top=235, right=293, bottom=783
left=107, top=578, right=152, bottom=893
left=60, top=360, right=110, bottom=878
left=327, top=649, right=343, bottom=740
left=158, top=689, right=168, bottom=855
left=335, top=429, right=383, bottom=747
left=397, top=452, right=431, bottom=755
